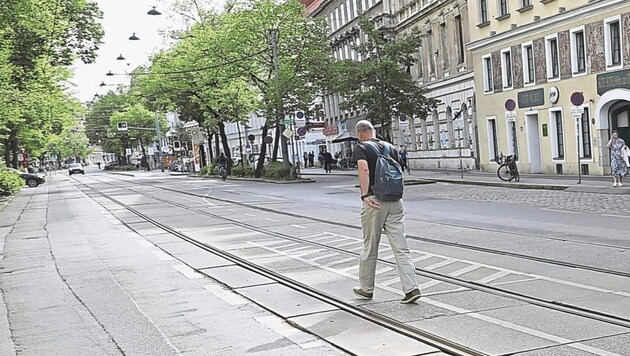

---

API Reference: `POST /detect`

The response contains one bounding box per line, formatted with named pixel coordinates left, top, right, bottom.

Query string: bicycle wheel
left=514, top=170, right=520, bottom=182
left=497, top=164, right=512, bottom=181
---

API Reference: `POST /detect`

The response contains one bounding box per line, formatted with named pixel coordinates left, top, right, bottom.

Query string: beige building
left=468, top=0, right=630, bottom=176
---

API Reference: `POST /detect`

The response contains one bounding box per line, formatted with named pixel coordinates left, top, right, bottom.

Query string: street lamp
left=117, top=54, right=126, bottom=60
left=129, top=33, right=140, bottom=41
left=147, top=6, right=161, bottom=15
left=106, top=70, right=114, bottom=77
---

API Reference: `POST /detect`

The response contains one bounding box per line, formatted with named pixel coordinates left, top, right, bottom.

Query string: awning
left=331, top=131, right=359, bottom=143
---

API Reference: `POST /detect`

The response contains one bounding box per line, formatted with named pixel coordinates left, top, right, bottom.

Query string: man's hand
left=363, top=196, right=380, bottom=210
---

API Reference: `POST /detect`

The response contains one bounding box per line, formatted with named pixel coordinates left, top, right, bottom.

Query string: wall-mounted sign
left=542, top=124, right=548, bottom=137
left=505, top=99, right=516, bottom=111
left=323, top=125, right=339, bottom=136
left=518, top=88, right=545, bottom=108
left=597, top=68, right=630, bottom=95
left=570, top=92, right=585, bottom=106
left=549, top=86, right=559, bottom=104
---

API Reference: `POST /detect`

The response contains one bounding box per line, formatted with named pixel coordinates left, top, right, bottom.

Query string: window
left=427, top=30, right=436, bottom=75
left=570, top=27, right=586, bottom=74
left=521, top=0, right=531, bottom=6
left=455, top=16, right=465, bottom=64
left=550, top=110, right=564, bottom=159
left=480, top=0, right=488, bottom=23
left=605, top=16, right=622, bottom=68
left=487, top=118, right=499, bottom=161
left=342, top=1, right=348, bottom=25
left=501, top=49, right=513, bottom=89
left=545, top=35, right=560, bottom=80
left=581, top=108, right=592, bottom=158
left=350, top=0, right=357, bottom=18
left=417, top=44, right=424, bottom=79
left=482, top=55, right=493, bottom=92
left=440, top=23, right=449, bottom=69
left=498, top=0, right=508, bottom=17
left=522, top=43, right=535, bottom=84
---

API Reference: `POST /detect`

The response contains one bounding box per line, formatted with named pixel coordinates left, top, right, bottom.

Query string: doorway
left=526, top=113, right=542, bottom=173
left=610, top=101, right=630, bottom=144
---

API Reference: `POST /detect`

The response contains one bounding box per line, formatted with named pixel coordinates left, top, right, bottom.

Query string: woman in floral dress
left=606, top=131, right=627, bottom=187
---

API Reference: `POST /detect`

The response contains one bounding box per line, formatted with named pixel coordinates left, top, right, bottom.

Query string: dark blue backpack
left=362, top=141, right=404, bottom=201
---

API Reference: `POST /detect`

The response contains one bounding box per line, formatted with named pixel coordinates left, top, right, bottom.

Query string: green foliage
left=262, top=161, right=293, bottom=180
left=200, top=164, right=214, bottom=176
left=103, top=164, right=137, bottom=171
left=327, top=15, right=438, bottom=127
left=0, top=171, right=23, bottom=196
left=231, top=165, right=254, bottom=177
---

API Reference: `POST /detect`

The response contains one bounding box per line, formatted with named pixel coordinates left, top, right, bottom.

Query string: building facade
left=468, top=0, right=630, bottom=176
left=308, top=0, right=478, bottom=170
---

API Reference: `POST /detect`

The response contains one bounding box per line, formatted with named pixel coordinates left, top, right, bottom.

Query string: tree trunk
left=206, top=127, right=214, bottom=162
left=3, top=138, right=9, bottom=167
left=139, top=139, right=150, bottom=171
left=272, top=124, right=280, bottom=161
left=255, top=125, right=269, bottom=178
left=9, top=132, right=18, bottom=168
left=218, top=121, right=232, bottom=174
left=214, top=132, right=220, bottom=160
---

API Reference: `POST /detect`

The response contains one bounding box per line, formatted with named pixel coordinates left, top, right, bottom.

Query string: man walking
left=351, top=120, right=421, bottom=304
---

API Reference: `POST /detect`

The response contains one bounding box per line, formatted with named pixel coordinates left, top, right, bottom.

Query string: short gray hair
left=355, top=120, right=375, bottom=133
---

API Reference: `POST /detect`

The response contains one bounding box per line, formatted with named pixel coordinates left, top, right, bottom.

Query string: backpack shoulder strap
left=362, top=141, right=382, bottom=157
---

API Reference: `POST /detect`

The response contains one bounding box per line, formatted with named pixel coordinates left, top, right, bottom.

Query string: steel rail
left=75, top=179, right=485, bottom=356
left=80, top=176, right=630, bottom=330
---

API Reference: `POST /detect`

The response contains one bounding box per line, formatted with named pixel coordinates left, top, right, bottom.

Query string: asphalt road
left=1, top=167, right=629, bottom=355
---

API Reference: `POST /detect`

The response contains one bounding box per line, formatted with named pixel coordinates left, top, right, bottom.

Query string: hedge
left=0, top=171, right=23, bottom=196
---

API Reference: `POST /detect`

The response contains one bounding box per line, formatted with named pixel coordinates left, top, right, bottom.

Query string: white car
left=68, top=163, right=84, bottom=175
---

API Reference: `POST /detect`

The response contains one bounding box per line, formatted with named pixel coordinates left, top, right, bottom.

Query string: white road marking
left=264, top=218, right=279, bottom=222
left=291, top=224, right=307, bottom=229
left=136, top=240, right=154, bottom=248
left=423, top=259, right=455, bottom=270
left=283, top=245, right=318, bottom=254
left=243, top=213, right=256, bottom=217
left=251, top=194, right=285, bottom=201
left=254, top=315, right=323, bottom=349
left=171, top=265, right=203, bottom=279
left=334, top=241, right=360, bottom=248
left=602, top=213, right=630, bottom=219
left=325, top=257, right=356, bottom=266
left=204, top=285, right=249, bottom=305
left=152, top=251, right=175, bottom=261
left=226, top=209, right=235, bottom=212
left=308, top=252, right=340, bottom=262
left=375, top=267, right=394, bottom=275
left=412, top=254, right=434, bottom=262
left=177, top=196, right=200, bottom=203
left=476, top=270, right=511, bottom=284
left=541, top=208, right=581, bottom=214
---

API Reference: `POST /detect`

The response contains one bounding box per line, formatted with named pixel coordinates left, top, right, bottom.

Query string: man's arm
left=357, top=159, right=380, bottom=209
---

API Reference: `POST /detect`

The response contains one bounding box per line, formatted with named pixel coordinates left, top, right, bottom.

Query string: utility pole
left=271, top=29, right=290, bottom=166
left=154, top=111, right=164, bottom=172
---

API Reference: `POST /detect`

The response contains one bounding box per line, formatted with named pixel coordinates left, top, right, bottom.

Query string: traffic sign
left=173, top=141, right=181, bottom=151
left=247, top=134, right=255, bottom=142
left=571, top=106, right=584, bottom=120
left=570, top=92, right=584, bottom=106
left=399, top=114, right=409, bottom=128
left=125, top=148, right=132, bottom=156
left=505, top=111, right=517, bottom=122
left=297, top=127, right=307, bottom=136
left=282, top=119, right=294, bottom=126
left=117, top=122, right=128, bottom=132
left=505, top=99, right=516, bottom=112
left=264, top=135, right=273, bottom=144
left=282, top=129, right=294, bottom=139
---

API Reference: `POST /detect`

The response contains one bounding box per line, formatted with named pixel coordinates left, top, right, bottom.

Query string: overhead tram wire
left=103, top=49, right=269, bottom=77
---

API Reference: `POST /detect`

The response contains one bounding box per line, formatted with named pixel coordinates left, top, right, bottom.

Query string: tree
left=108, top=104, right=167, bottom=169
left=327, top=16, right=438, bottom=139
left=0, top=0, right=103, bottom=167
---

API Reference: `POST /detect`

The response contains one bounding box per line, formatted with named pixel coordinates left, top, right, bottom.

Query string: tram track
left=106, top=174, right=630, bottom=278
left=77, top=175, right=630, bottom=332
left=73, top=178, right=484, bottom=356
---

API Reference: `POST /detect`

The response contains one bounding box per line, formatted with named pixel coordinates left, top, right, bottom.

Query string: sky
left=69, top=0, right=221, bottom=103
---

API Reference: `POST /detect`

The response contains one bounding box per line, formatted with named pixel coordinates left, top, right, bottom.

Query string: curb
left=424, top=177, right=568, bottom=190
left=192, top=175, right=316, bottom=184
left=106, top=171, right=136, bottom=177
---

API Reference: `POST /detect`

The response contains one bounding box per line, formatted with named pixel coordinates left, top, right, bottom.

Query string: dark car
left=68, top=163, right=85, bottom=175
left=1, top=167, right=46, bottom=187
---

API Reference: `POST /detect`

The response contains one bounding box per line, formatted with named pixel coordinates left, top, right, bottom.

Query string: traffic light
left=116, top=122, right=128, bottom=131
left=173, top=141, right=181, bottom=151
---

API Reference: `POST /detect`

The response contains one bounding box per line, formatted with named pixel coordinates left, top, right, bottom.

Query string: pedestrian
left=308, top=151, right=315, bottom=167
left=303, top=152, right=309, bottom=168
left=318, top=152, right=324, bottom=168
left=399, top=146, right=409, bottom=174
left=606, top=131, right=629, bottom=187
left=351, top=120, right=421, bottom=304
left=97, top=162, right=101, bottom=170
left=323, top=150, right=334, bottom=173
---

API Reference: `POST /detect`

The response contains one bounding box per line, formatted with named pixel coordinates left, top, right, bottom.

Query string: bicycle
left=496, top=153, right=520, bottom=182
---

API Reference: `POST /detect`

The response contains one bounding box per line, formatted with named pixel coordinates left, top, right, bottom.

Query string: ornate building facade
left=468, top=0, right=630, bottom=175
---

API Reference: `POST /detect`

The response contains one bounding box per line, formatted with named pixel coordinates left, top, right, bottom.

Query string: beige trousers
left=359, top=198, right=418, bottom=294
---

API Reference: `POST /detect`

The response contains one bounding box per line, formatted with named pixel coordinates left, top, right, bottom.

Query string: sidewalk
left=299, top=166, right=630, bottom=195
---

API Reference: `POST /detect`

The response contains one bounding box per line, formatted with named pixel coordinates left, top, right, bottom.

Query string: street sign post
left=125, top=148, right=132, bottom=156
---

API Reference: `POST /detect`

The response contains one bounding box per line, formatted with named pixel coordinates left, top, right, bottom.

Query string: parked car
left=68, top=163, right=85, bottom=175
left=0, top=167, right=46, bottom=187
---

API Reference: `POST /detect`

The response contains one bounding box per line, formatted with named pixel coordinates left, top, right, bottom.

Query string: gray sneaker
left=352, top=287, right=373, bottom=300
left=401, top=289, right=421, bottom=304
